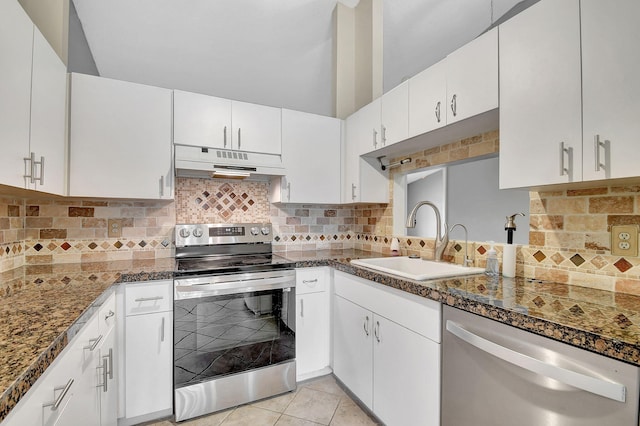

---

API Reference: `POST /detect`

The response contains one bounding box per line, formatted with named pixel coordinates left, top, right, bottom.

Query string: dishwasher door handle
left=446, top=320, right=627, bottom=402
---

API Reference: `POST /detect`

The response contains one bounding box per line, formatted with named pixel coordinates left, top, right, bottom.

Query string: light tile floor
left=148, top=375, right=380, bottom=426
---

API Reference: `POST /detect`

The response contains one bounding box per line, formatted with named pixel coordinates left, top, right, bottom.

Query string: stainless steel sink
left=350, top=256, right=484, bottom=281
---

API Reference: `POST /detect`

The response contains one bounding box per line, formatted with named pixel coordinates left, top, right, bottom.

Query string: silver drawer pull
left=84, top=335, right=102, bottom=351
left=302, top=279, right=318, bottom=284
left=134, top=296, right=164, bottom=302
left=43, top=379, right=74, bottom=410
left=364, top=316, right=370, bottom=336
left=97, top=357, right=108, bottom=392
left=104, top=310, right=115, bottom=321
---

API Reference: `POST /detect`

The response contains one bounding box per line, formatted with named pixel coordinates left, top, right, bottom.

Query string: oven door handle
left=175, top=275, right=295, bottom=298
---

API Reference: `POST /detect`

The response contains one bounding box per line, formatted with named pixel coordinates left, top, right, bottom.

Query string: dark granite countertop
left=2, top=249, right=640, bottom=421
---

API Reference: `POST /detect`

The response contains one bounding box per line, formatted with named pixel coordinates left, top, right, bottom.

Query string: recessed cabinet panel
left=498, top=0, right=582, bottom=189
left=581, top=0, right=640, bottom=182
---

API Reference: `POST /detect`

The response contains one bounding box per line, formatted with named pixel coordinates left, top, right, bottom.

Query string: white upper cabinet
left=380, top=80, right=409, bottom=147
left=0, top=0, right=33, bottom=189
left=173, top=90, right=232, bottom=149
left=272, top=109, right=341, bottom=204
left=343, top=100, right=388, bottom=204
left=581, top=0, right=640, bottom=182
left=0, top=0, right=66, bottom=194
left=29, top=28, right=67, bottom=195
left=231, top=100, right=281, bottom=155
left=499, top=0, right=582, bottom=189
left=408, top=28, right=498, bottom=139
left=69, top=73, right=173, bottom=199
left=409, top=59, right=447, bottom=136
left=445, top=27, right=498, bottom=125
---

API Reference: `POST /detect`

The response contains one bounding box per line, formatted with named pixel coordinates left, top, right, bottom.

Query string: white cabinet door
left=333, top=295, right=373, bottom=409
left=278, top=109, right=341, bottom=204
left=296, top=291, right=330, bottom=380
left=69, top=73, right=173, bottom=199
left=380, top=81, right=409, bottom=147
left=373, top=315, right=440, bottom=426
left=409, top=59, right=446, bottom=137
left=348, top=99, right=381, bottom=156
left=445, top=27, right=498, bottom=125
left=173, top=90, right=232, bottom=149
left=0, top=0, right=33, bottom=189
left=581, top=0, right=640, bottom=182
left=29, top=28, right=67, bottom=195
left=231, top=100, right=281, bottom=155
left=98, top=327, right=117, bottom=426
left=499, top=0, right=582, bottom=189
left=124, top=311, right=173, bottom=419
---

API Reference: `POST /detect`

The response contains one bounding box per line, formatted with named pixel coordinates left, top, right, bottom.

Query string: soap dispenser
left=485, top=242, right=499, bottom=276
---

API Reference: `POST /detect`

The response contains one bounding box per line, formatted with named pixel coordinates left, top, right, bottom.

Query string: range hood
left=175, top=144, right=285, bottom=180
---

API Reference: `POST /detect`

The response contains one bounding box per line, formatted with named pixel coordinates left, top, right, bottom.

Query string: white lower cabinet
left=1, top=293, right=117, bottom=426
left=333, top=271, right=441, bottom=426
left=122, top=280, right=173, bottom=424
left=295, top=267, right=331, bottom=381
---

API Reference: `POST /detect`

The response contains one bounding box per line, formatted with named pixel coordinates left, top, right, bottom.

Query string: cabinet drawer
left=124, top=280, right=173, bottom=316
left=296, top=267, right=327, bottom=295
left=334, top=271, right=441, bottom=343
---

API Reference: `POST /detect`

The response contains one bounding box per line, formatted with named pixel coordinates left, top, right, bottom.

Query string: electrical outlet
left=611, top=225, right=639, bottom=256
left=108, top=219, right=122, bottom=238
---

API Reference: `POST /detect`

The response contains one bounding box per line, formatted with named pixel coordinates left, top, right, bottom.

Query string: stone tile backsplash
left=1, top=128, right=639, bottom=296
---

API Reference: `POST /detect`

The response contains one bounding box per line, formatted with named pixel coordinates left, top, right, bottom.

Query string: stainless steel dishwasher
left=442, top=305, right=640, bottom=425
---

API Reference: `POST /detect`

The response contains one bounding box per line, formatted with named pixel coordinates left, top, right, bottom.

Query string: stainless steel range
left=173, top=223, right=296, bottom=422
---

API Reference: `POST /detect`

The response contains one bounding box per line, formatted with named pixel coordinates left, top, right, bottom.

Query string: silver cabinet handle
left=302, top=279, right=318, bottom=284
left=134, top=296, right=164, bottom=302
left=435, top=101, right=441, bottom=123
left=160, top=175, right=164, bottom=197
left=23, top=152, right=36, bottom=183
left=35, top=155, right=44, bottom=185
left=287, top=182, right=291, bottom=201
left=351, top=183, right=357, bottom=200
left=104, top=310, right=115, bottom=321
left=594, top=134, right=606, bottom=172
left=381, top=125, right=387, bottom=146
left=161, top=317, right=165, bottom=342
left=106, top=348, right=113, bottom=379
left=363, top=315, right=370, bottom=336
left=300, top=299, right=304, bottom=318
left=84, top=335, right=103, bottom=351
left=223, top=125, right=227, bottom=148
left=450, top=94, right=457, bottom=117
left=43, top=379, right=74, bottom=410
left=559, top=141, right=570, bottom=176
left=97, top=357, right=108, bottom=392
left=446, top=320, right=627, bottom=402
left=374, top=320, right=381, bottom=343
left=372, top=129, right=378, bottom=149
left=238, top=128, right=241, bottom=149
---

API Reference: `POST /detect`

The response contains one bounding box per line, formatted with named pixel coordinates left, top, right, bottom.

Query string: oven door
left=173, top=269, right=296, bottom=391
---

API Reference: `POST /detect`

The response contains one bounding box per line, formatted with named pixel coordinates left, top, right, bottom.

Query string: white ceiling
left=72, top=0, right=522, bottom=117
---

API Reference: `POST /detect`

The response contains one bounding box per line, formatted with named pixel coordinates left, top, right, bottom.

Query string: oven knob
left=192, top=227, right=204, bottom=238
left=261, top=227, right=270, bottom=236
left=179, top=228, right=191, bottom=238
left=250, top=227, right=260, bottom=236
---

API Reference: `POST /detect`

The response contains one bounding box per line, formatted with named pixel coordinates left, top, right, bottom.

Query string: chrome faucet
left=449, top=223, right=473, bottom=267
left=406, top=201, right=448, bottom=261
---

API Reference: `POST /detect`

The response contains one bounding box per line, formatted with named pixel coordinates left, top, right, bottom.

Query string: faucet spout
left=406, top=201, right=448, bottom=261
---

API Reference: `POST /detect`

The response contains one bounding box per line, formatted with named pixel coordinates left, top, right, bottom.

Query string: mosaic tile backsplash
left=1, top=128, right=640, bottom=296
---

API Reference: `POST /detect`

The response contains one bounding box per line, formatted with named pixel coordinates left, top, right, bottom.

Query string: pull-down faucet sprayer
left=406, top=201, right=448, bottom=261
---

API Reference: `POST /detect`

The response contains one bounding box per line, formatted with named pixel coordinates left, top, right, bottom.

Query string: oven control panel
left=175, top=223, right=272, bottom=247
